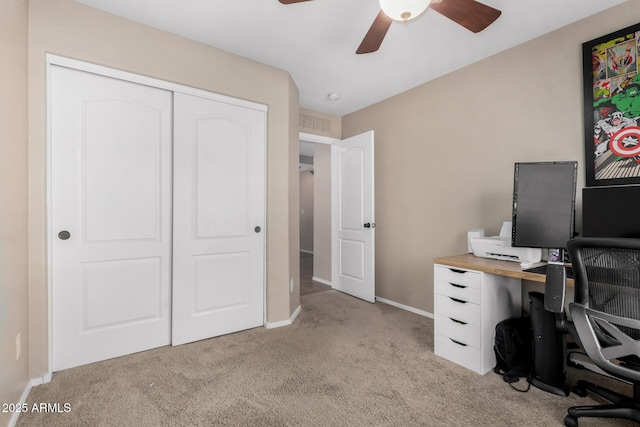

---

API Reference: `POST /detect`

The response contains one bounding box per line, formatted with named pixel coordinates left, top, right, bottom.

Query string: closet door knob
left=254, top=226, right=261, bottom=233
left=58, top=230, right=71, bottom=240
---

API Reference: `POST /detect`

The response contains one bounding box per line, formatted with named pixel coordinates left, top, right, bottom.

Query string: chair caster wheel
left=564, top=415, right=578, bottom=427
left=571, top=385, right=587, bottom=397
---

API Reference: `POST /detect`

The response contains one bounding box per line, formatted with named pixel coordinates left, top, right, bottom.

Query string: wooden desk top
left=433, top=253, right=574, bottom=287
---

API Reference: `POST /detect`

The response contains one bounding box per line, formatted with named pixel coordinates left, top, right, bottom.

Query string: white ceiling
left=76, top=0, right=626, bottom=116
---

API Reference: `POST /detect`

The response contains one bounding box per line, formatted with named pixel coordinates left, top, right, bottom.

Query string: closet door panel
left=195, top=118, right=249, bottom=239
left=172, top=92, right=265, bottom=346
left=51, top=66, right=173, bottom=371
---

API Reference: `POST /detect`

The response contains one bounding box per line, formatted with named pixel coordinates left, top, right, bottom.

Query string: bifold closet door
left=171, top=92, right=265, bottom=345
left=51, top=66, right=173, bottom=371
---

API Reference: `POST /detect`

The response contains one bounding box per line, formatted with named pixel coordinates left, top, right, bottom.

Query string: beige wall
left=288, top=77, right=301, bottom=315
left=342, top=1, right=640, bottom=314
left=300, top=171, right=314, bottom=253
left=0, top=0, right=29, bottom=425
left=28, top=0, right=299, bottom=378
left=312, top=143, right=332, bottom=283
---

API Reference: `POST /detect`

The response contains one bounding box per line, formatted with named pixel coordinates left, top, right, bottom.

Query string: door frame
left=46, top=54, right=268, bottom=375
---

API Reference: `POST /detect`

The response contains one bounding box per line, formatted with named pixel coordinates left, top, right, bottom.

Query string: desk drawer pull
left=449, top=268, right=467, bottom=274
left=448, top=297, right=467, bottom=304
left=449, top=338, right=468, bottom=347
left=449, top=283, right=467, bottom=289
left=449, top=317, right=467, bottom=325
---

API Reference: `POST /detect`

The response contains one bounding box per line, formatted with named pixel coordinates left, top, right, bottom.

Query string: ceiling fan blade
left=429, top=0, right=501, bottom=33
left=356, top=10, right=393, bottom=55
left=279, top=0, right=313, bottom=4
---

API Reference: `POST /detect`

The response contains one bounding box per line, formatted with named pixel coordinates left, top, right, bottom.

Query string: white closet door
left=172, top=92, right=265, bottom=346
left=51, top=66, right=173, bottom=371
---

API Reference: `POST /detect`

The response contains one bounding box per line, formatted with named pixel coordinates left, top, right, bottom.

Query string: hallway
left=300, top=252, right=331, bottom=296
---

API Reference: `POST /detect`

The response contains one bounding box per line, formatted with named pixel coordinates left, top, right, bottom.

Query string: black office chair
left=563, top=237, right=640, bottom=426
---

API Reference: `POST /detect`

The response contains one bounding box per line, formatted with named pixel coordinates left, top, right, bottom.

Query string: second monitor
left=511, top=161, right=578, bottom=253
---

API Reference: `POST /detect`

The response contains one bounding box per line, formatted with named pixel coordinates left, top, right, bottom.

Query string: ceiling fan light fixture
left=379, top=0, right=431, bottom=22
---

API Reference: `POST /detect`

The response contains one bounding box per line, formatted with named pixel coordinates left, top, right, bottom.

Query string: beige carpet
left=18, top=289, right=635, bottom=426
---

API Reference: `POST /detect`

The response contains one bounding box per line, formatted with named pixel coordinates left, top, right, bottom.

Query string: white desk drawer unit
left=435, top=293, right=480, bottom=325
left=436, top=313, right=481, bottom=348
left=436, top=280, right=481, bottom=305
left=434, top=264, right=521, bottom=374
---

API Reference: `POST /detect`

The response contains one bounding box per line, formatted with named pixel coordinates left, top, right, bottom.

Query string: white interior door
left=331, top=131, right=375, bottom=302
left=171, top=92, right=265, bottom=346
left=51, top=66, right=173, bottom=371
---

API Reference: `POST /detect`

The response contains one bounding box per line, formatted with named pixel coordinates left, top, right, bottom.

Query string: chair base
left=564, top=380, right=640, bottom=426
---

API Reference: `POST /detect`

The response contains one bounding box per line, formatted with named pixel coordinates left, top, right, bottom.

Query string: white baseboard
left=375, top=296, right=434, bottom=319
left=8, top=373, right=54, bottom=427
left=311, top=276, right=332, bottom=287
left=265, top=304, right=301, bottom=329
left=31, top=372, right=52, bottom=386
left=290, top=304, right=301, bottom=323
left=8, top=380, right=32, bottom=427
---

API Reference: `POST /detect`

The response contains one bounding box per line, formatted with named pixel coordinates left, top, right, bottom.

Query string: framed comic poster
left=583, top=23, right=640, bottom=186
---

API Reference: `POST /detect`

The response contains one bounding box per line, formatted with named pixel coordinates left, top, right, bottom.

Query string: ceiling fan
left=278, top=0, right=501, bottom=54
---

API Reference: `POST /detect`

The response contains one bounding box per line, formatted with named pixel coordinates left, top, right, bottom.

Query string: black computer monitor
left=583, top=185, right=640, bottom=238
left=511, top=161, right=578, bottom=252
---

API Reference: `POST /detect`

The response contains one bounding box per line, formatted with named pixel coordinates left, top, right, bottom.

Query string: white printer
left=468, top=222, right=542, bottom=263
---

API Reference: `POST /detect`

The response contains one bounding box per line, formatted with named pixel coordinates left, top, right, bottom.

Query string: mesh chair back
left=568, top=238, right=640, bottom=381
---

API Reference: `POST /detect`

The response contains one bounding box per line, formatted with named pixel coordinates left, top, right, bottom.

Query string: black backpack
left=493, top=316, right=533, bottom=391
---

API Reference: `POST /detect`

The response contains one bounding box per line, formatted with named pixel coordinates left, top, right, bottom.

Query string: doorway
left=297, top=131, right=376, bottom=302
left=299, top=134, right=335, bottom=297
left=299, top=140, right=323, bottom=296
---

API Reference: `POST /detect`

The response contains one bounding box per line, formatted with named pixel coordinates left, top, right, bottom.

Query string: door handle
left=254, top=226, right=261, bottom=233
left=58, top=230, right=71, bottom=240
left=363, top=223, right=376, bottom=228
